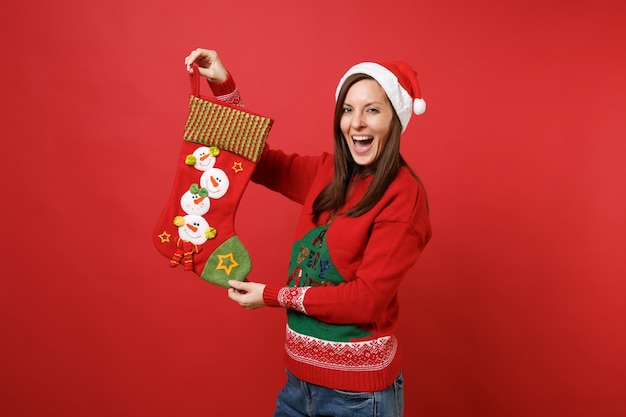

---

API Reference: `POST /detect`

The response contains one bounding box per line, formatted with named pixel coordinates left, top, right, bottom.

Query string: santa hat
left=335, top=61, right=426, bottom=132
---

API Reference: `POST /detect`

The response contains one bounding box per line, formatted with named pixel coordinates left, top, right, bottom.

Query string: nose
left=350, top=111, right=366, bottom=129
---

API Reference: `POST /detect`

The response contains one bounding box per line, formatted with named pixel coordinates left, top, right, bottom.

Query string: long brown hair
left=312, top=73, right=422, bottom=224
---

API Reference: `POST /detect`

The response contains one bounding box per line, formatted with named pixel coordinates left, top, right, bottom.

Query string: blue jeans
left=272, top=369, right=404, bottom=417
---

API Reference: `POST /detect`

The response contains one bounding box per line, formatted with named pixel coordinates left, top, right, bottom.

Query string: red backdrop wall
left=1, top=0, right=624, bottom=416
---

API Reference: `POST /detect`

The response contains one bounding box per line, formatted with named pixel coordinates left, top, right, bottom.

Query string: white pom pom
left=413, top=98, right=426, bottom=115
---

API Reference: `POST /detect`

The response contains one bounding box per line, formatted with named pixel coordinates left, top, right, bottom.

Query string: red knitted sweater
left=210, top=75, right=432, bottom=392
left=254, top=148, right=431, bottom=392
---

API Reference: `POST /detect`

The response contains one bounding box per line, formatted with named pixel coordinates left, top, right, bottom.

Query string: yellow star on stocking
left=232, top=161, right=244, bottom=173
left=216, top=252, right=239, bottom=275
left=158, top=230, right=171, bottom=243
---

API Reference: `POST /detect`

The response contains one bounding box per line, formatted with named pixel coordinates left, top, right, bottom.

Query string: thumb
left=228, top=279, right=246, bottom=290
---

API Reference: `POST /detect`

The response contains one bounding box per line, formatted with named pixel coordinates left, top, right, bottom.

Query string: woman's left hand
left=227, top=280, right=267, bottom=310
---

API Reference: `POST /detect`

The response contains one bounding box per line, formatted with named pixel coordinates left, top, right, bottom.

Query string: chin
left=351, top=152, right=378, bottom=167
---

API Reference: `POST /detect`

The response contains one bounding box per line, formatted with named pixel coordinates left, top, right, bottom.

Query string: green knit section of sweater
left=286, top=225, right=371, bottom=342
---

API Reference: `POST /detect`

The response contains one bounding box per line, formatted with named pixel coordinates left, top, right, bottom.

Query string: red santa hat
left=335, top=61, right=426, bottom=132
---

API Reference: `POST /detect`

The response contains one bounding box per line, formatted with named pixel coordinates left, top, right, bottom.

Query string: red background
left=1, top=0, right=625, bottom=416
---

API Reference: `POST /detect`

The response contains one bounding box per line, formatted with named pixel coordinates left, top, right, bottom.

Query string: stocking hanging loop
left=190, top=64, right=201, bottom=97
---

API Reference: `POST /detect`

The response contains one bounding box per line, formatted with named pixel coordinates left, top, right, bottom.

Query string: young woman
left=185, top=48, right=432, bottom=417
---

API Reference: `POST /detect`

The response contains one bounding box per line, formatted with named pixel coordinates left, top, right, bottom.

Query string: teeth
left=353, top=136, right=372, bottom=141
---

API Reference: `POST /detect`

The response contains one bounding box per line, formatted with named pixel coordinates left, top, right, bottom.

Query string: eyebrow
left=343, top=101, right=385, bottom=107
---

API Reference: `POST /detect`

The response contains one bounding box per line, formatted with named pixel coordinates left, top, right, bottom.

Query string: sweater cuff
left=208, top=72, right=237, bottom=96
left=263, top=283, right=283, bottom=308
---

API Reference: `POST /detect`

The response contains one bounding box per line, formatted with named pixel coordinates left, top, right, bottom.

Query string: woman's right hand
left=184, top=48, right=228, bottom=83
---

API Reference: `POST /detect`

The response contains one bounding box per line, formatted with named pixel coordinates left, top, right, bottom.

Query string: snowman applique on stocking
left=154, top=66, right=273, bottom=287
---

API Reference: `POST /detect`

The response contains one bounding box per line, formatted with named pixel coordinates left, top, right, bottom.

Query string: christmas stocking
left=153, top=66, right=273, bottom=287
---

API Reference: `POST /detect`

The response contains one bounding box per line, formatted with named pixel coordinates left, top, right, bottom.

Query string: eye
left=342, top=106, right=352, bottom=113
left=366, top=107, right=380, bottom=113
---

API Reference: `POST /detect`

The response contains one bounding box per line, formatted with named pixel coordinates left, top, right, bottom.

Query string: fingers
left=228, top=279, right=249, bottom=291
left=227, top=280, right=266, bottom=310
left=227, top=288, right=256, bottom=310
left=227, top=287, right=244, bottom=303
left=184, top=48, right=214, bottom=72
left=183, top=48, right=228, bottom=83
left=227, top=280, right=250, bottom=305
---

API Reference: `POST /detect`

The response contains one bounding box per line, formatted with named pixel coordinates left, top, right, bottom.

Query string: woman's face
left=340, top=79, right=394, bottom=168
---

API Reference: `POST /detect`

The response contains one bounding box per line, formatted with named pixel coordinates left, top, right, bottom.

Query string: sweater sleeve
left=262, top=221, right=426, bottom=323
left=208, top=72, right=243, bottom=107
left=304, top=220, right=426, bottom=324
left=308, top=182, right=430, bottom=324
left=252, top=146, right=329, bottom=205
left=263, top=284, right=308, bottom=314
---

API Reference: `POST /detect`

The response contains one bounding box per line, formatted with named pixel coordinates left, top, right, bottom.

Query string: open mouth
left=353, top=135, right=374, bottom=152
